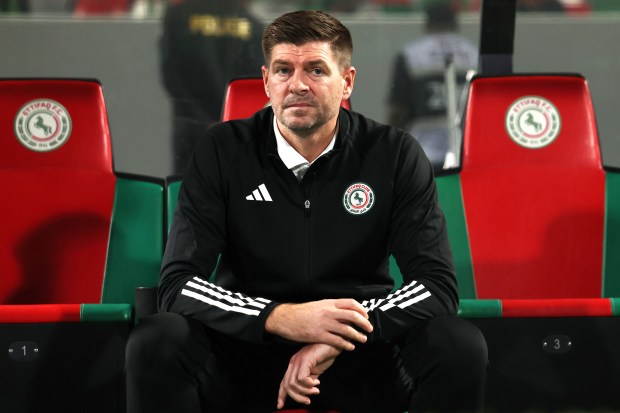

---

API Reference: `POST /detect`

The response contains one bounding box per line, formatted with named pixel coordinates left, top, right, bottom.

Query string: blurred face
left=261, top=41, right=355, bottom=137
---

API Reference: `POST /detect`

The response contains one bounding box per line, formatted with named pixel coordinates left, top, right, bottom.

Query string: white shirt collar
left=273, top=115, right=337, bottom=170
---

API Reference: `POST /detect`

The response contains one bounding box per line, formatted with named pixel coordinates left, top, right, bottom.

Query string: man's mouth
left=284, top=99, right=314, bottom=109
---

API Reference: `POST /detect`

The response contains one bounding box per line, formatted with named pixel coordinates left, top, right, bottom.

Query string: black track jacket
left=159, top=107, right=458, bottom=345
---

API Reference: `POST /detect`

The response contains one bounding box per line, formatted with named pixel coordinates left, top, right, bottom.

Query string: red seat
left=0, top=79, right=164, bottom=412
left=432, top=74, right=620, bottom=411
left=73, top=0, right=130, bottom=15
left=1, top=80, right=115, bottom=308
left=462, top=75, right=606, bottom=302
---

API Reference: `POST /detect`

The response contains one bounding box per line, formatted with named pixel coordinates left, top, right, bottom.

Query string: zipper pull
left=304, top=199, right=311, bottom=217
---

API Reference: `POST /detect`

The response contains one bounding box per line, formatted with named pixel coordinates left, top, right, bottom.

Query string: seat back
left=0, top=79, right=116, bottom=305
left=459, top=74, right=606, bottom=299
left=221, top=77, right=351, bottom=121
left=73, top=0, right=129, bottom=14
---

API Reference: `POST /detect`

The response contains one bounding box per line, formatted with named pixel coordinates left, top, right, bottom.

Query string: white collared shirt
left=273, top=116, right=337, bottom=181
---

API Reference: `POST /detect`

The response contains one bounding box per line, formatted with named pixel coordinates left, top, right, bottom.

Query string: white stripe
left=192, top=277, right=255, bottom=301
left=258, top=184, right=273, bottom=201
left=181, top=289, right=261, bottom=316
left=388, top=284, right=426, bottom=306
left=246, top=194, right=254, bottom=200
left=188, top=277, right=269, bottom=309
left=252, top=189, right=263, bottom=201
left=363, top=281, right=420, bottom=311
left=360, top=281, right=432, bottom=312
left=379, top=287, right=430, bottom=312
left=397, top=291, right=432, bottom=309
left=186, top=281, right=267, bottom=310
left=191, top=277, right=271, bottom=307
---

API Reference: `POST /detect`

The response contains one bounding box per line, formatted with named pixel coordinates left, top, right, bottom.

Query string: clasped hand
left=265, top=298, right=373, bottom=408
left=276, top=343, right=341, bottom=409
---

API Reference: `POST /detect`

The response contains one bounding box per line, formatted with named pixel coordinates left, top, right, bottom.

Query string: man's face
left=261, top=41, right=355, bottom=136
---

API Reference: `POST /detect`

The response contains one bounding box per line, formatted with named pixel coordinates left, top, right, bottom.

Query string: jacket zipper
left=303, top=173, right=313, bottom=291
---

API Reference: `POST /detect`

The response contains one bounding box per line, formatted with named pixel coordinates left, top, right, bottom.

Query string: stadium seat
left=0, top=79, right=164, bottom=413
left=425, top=74, right=620, bottom=412
left=73, top=0, right=131, bottom=15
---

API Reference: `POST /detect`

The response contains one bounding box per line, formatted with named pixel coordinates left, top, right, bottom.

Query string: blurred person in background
left=0, top=0, right=29, bottom=12
left=160, top=0, right=264, bottom=174
left=386, top=0, right=477, bottom=172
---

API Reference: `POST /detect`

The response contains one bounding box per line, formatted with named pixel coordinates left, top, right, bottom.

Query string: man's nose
left=289, top=71, right=309, bottom=94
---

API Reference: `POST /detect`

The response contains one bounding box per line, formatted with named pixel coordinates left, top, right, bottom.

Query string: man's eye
left=276, top=68, right=290, bottom=75
left=312, top=68, right=324, bottom=75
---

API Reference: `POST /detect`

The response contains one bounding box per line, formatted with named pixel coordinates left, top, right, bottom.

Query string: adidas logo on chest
left=245, top=183, right=273, bottom=202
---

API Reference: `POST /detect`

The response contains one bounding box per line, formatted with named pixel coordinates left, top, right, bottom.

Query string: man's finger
left=277, top=381, right=287, bottom=409
left=319, top=332, right=355, bottom=351
left=330, top=322, right=369, bottom=344
left=334, top=298, right=369, bottom=318
left=335, top=309, right=374, bottom=333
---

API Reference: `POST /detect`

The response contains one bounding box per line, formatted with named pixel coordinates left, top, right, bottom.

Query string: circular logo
left=14, top=99, right=72, bottom=152
left=505, top=96, right=561, bottom=149
left=343, top=183, right=375, bottom=215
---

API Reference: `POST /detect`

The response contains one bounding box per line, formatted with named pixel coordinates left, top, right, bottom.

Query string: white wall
left=1, top=13, right=619, bottom=177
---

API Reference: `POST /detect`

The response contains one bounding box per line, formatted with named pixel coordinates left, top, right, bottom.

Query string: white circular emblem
left=343, top=183, right=375, bottom=215
left=505, top=96, right=561, bottom=149
left=14, top=99, right=72, bottom=152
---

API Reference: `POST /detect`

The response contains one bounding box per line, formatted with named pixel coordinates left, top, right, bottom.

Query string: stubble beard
left=277, top=105, right=338, bottom=138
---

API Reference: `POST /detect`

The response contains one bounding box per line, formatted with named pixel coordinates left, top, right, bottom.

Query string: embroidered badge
left=505, top=96, right=561, bottom=149
left=343, top=183, right=375, bottom=215
left=14, top=99, right=72, bottom=152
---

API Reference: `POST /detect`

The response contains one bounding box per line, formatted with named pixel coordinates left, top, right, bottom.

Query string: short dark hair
left=262, top=10, right=353, bottom=70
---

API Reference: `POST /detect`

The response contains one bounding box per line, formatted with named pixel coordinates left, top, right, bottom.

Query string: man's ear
left=342, top=66, right=356, bottom=100
left=261, top=65, right=270, bottom=98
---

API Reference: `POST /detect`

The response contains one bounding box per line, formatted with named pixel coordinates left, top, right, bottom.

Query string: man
left=160, top=0, right=264, bottom=174
left=126, top=10, right=487, bottom=413
left=387, top=0, right=478, bottom=172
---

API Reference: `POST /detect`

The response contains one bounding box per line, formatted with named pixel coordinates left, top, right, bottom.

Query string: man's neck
left=277, top=118, right=338, bottom=163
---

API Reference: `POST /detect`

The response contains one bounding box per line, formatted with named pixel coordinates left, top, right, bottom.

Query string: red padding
left=0, top=304, right=82, bottom=323
left=502, top=298, right=612, bottom=318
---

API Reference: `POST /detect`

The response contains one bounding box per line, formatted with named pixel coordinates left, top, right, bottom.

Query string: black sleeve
left=158, top=132, right=278, bottom=344
left=364, top=133, right=458, bottom=342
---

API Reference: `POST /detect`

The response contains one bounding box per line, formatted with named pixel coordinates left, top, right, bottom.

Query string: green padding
left=167, top=179, right=182, bottom=232
left=458, top=299, right=502, bottom=318
left=81, top=304, right=132, bottom=322
left=389, top=255, right=404, bottom=291
left=101, top=178, right=164, bottom=306
left=603, top=171, right=620, bottom=297
left=436, top=174, right=477, bottom=299
left=611, top=298, right=620, bottom=316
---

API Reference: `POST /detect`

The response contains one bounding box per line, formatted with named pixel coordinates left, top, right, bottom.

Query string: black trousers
left=126, top=312, right=488, bottom=413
